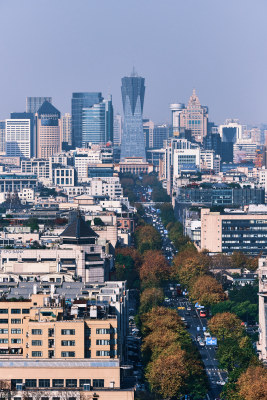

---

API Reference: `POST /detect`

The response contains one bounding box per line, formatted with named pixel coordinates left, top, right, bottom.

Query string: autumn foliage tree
left=190, top=275, right=226, bottom=307
left=135, top=225, right=162, bottom=254
left=208, top=312, right=244, bottom=342
left=237, top=365, right=267, bottom=400
left=139, top=287, right=164, bottom=314
left=172, top=249, right=211, bottom=289
left=139, top=250, right=170, bottom=287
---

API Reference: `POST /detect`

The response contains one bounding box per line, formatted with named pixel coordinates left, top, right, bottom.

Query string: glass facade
left=222, top=219, right=267, bottom=255
left=26, top=97, right=52, bottom=114
left=71, top=93, right=103, bottom=148
left=120, top=74, right=146, bottom=161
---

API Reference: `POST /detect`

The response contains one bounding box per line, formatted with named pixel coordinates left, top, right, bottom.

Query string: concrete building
left=0, top=121, right=6, bottom=154
left=113, top=113, right=123, bottom=145
left=5, top=119, right=31, bottom=158
left=180, top=89, right=208, bottom=143
left=170, top=103, right=185, bottom=136
left=0, top=214, right=112, bottom=283
left=61, top=112, right=72, bottom=147
left=0, top=287, right=133, bottom=399
left=201, top=207, right=267, bottom=255
left=218, top=119, right=244, bottom=143
left=200, top=149, right=220, bottom=173
left=36, top=101, right=61, bottom=158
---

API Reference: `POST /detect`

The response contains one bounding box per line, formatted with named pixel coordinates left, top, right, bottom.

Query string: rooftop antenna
left=131, top=66, right=138, bottom=77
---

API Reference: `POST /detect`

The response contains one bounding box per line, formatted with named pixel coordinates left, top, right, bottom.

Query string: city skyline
left=0, top=0, right=267, bottom=126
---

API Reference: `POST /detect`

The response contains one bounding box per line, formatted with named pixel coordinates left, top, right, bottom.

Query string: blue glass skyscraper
left=120, top=72, right=146, bottom=161
left=71, top=93, right=103, bottom=148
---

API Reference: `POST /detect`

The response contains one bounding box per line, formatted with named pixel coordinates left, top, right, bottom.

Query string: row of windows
left=0, top=329, right=21, bottom=334
left=0, top=309, right=29, bottom=314
left=11, top=378, right=104, bottom=388
left=0, top=319, right=22, bottom=324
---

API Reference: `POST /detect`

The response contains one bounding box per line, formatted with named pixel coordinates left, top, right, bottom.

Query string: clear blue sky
left=0, top=0, right=266, bottom=125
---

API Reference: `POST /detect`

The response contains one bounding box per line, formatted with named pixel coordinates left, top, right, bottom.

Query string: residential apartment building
left=0, top=288, right=133, bottom=399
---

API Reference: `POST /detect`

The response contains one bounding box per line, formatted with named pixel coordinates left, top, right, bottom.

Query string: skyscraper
left=81, top=96, right=113, bottom=146
left=35, top=101, right=61, bottom=158
left=120, top=71, right=146, bottom=161
left=180, top=89, right=208, bottom=144
left=71, top=92, right=103, bottom=148
left=11, top=112, right=35, bottom=157
left=170, top=103, right=185, bottom=136
left=113, top=114, right=123, bottom=145
left=61, top=113, right=72, bottom=147
left=0, top=121, right=6, bottom=153
left=26, top=97, right=52, bottom=114
left=5, top=119, right=31, bottom=158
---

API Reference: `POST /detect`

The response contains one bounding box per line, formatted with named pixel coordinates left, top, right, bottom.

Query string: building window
left=39, top=379, right=50, bottom=388
left=0, top=339, right=8, bottom=343
left=25, top=379, right=37, bottom=388
left=0, top=319, right=8, bottom=324
left=0, top=329, right=8, bottom=334
left=79, top=379, right=91, bottom=388
left=96, top=339, right=110, bottom=345
left=52, top=379, right=64, bottom=388
left=11, top=319, right=21, bottom=324
left=32, top=340, right=42, bottom=346
left=61, top=340, right=75, bottom=346
left=61, top=329, right=75, bottom=335
left=96, top=328, right=110, bottom=334
left=66, top=379, right=77, bottom=388
left=32, top=351, right=42, bottom=357
left=0, top=309, right=8, bottom=314
left=11, top=309, right=21, bottom=314
left=11, top=338, right=21, bottom=344
left=32, top=329, right=42, bottom=335
left=22, top=309, right=30, bottom=314
left=96, top=350, right=110, bottom=357
left=61, top=351, right=75, bottom=357
left=93, top=379, right=104, bottom=388
left=11, top=329, right=21, bottom=334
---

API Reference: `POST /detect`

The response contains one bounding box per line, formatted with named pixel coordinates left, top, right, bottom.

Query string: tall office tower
left=113, top=114, right=123, bottom=145
left=218, top=119, right=244, bottom=143
left=0, top=121, right=5, bottom=153
left=26, top=97, right=52, bottom=114
left=143, top=119, right=154, bottom=149
left=170, top=103, right=185, bottom=136
left=203, top=132, right=222, bottom=156
left=120, top=71, right=146, bottom=161
left=81, top=96, right=113, bottom=146
left=5, top=119, right=31, bottom=158
left=36, top=101, right=61, bottom=158
left=153, top=124, right=169, bottom=149
left=71, top=92, right=103, bottom=148
left=180, top=89, right=208, bottom=144
left=11, top=112, right=35, bottom=157
left=61, top=113, right=72, bottom=147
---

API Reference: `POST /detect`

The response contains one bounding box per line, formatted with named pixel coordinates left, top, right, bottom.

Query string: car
left=199, top=340, right=205, bottom=347
left=216, top=381, right=226, bottom=386
left=199, top=310, right=207, bottom=318
left=187, top=307, right=192, bottom=311
left=177, top=306, right=185, bottom=310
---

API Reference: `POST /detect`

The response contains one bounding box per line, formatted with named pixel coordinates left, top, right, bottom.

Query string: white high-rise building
left=61, top=113, right=72, bottom=146
left=170, top=103, right=185, bottom=136
left=5, top=119, right=31, bottom=158
left=113, top=114, right=123, bottom=145
left=218, top=119, right=245, bottom=143
left=0, top=121, right=5, bottom=154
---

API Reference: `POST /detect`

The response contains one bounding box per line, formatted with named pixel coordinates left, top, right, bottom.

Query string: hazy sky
left=0, top=0, right=266, bottom=126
